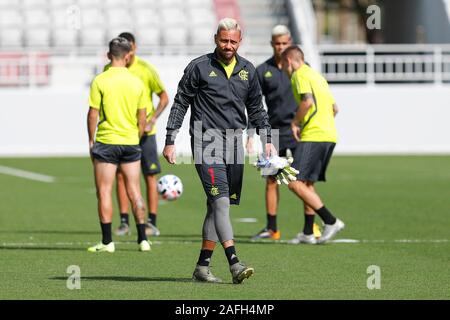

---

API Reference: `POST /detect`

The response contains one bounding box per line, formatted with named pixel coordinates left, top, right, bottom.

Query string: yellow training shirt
left=219, top=56, right=237, bottom=79
left=89, top=67, right=148, bottom=145
left=104, top=56, right=165, bottom=135
left=291, top=64, right=337, bottom=143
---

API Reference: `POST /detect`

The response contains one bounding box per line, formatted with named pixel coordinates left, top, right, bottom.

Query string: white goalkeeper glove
left=254, top=155, right=299, bottom=185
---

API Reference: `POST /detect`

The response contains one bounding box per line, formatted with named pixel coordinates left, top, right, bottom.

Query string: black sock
left=197, top=249, right=214, bottom=266
left=315, top=206, right=336, bottom=225
left=148, top=213, right=157, bottom=226
left=100, top=222, right=112, bottom=245
left=267, top=214, right=277, bottom=232
left=120, top=213, right=129, bottom=225
left=303, top=214, right=315, bottom=235
left=136, top=224, right=147, bottom=243
left=224, top=246, right=239, bottom=266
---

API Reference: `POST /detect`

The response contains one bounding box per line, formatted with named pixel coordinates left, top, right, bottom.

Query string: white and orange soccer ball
left=157, top=174, right=183, bottom=201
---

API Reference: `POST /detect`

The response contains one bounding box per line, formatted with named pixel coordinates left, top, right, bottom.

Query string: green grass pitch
left=0, top=156, right=449, bottom=299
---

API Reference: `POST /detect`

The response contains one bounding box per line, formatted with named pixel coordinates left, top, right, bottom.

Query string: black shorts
left=195, top=163, right=244, bottom=205
left=291, top=142, right=335, bottom=182
left=272, top=126, right=299, bottom=157
left=140, top=134, right=161, bottom=175
left=91, top=142, right=141, bottom=165
left=192, top=134, right=244, bottom=205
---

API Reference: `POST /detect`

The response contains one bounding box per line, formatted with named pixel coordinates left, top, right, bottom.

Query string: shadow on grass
left=49, top=276, right=225, bottom=284
left=0, top=246, right=86, bottom=251
left=0, top=230, right=99, bottom=235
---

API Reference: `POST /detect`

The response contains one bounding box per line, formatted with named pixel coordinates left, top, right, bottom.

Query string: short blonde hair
left=271, top=25, right=291, bottom=38
left=216, top=17, right=241, bottom=34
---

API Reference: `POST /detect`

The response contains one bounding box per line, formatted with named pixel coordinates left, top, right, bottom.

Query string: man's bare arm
left=137, top=108, right=147, bottom=138
left=87, top=107, right=99, bottom=146
left=145, top=90, right=169, bottom=132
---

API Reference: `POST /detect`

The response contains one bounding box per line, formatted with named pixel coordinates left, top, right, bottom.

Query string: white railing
left=319, top=44, right=450, bottom=84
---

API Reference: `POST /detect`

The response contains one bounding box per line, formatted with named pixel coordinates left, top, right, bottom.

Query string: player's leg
left=251, top=176, right=281, bottom=240
left=140, top=135, right=161, bottom=236
left=114, top=169, right=131, bottom=236
left=88, top=158, right=117, bottom=253
left=290, top=182, right=319, bottom=244
left=289, top=142, right=344, bottom=243
left=119, top=145, right=150, bottom=251
left=193, top=200, right=221, bottom=283
left=223, top=163, right=254, bottom=284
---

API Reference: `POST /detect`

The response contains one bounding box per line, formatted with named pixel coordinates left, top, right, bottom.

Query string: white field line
left=0, top=239, right=448, bottom=247
left=0, top=165, right=55, bottom=183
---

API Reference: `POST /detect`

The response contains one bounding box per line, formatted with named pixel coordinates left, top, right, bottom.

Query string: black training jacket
left=165, top=51, right=272, bottom=145
left=256, top=56, right=297, bottom=129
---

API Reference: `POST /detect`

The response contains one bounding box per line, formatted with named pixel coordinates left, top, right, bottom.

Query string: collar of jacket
left=211, top=50, right=248, bottom=75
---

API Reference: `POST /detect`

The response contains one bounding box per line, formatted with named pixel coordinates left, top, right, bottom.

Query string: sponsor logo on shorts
left=150, top=163, right=158, bottom=170
left=230, top=193, right=237, bottom=200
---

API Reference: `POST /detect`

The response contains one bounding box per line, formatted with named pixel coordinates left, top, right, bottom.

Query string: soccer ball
left=157, top=174, right=183, bottom=201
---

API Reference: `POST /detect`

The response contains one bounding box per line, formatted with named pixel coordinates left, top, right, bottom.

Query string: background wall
left=1, top=55, right=449, bottom=156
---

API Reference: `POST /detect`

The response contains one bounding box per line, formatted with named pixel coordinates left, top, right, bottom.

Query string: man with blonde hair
left=163, top=18, right=275, bottom=283
left=248, top=25, right=308, bottom=241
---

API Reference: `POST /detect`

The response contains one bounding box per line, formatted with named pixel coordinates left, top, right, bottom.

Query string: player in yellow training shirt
left=281, top=45, right=345, bottom=245
left=105, top=32, right=169, bottom=238
left=87, top=37, right=151, bottom=253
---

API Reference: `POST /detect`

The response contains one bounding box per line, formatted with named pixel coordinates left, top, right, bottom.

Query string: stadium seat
left=187, top=0, right=213, bottom=8
left=0, top=0, right=20, bottom=8
left=190, top=26, right=214, bottom=45
left=160, top=8, right=187, bottom=27
left=163, top=27, right=188, bottom=46
left=80, top=28, right=106, bottom=47
left=131, top=0, right=155, bottom=8
left=53, top=29, right=78, bottom=48
left=81, top=9, right=105, bottom=28
left=49, top=0, right=76, bottom=8
left=159, top=0, right=185, bottom=8
left=0, top=28, right=23, bottom=47
left=77, top=0, right=102, bottom=8
left=24, top=9, right=50, bottom=27
left=134, top=9, right=161, bottom=27
left=23, top=0, right=48, bottom=8
left=51, top=9, right=69, bottom=28
left=0, top=10, right=24, bottom=28
left=136, top=28, right=161, bottom=46
left=189, top=8, right=217, bottom=26
left=107, top=9, right=133, bottom=28
left=104, top=0, right=129, bottom=8
left=25, top=28, right=51, bottom=47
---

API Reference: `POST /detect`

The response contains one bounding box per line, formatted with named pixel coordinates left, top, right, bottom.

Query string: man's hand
left=265, top=143, right=277, bottom=158
left=144, top=117, right=156, bottom=133
left=291, top=122, right=301, bottom=142
left=246, top=136, right=254, bottom=154
left=163, top=145, right=176, bottom=164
